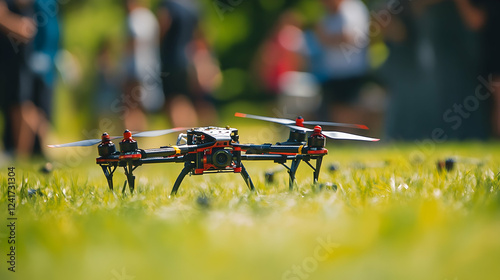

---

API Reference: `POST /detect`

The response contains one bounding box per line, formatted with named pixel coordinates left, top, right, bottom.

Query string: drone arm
left=140, top=157, right=187, bottom=164
left=141, top=147, right=181, bottom=158
left=234, top=144, right=303, bottom=154
left=241, top=154, right=295, bottom=162
left=141, top=142, right=217, bottom=158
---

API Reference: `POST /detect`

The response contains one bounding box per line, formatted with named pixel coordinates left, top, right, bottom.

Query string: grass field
left=1, top=140, right=500, bottom=280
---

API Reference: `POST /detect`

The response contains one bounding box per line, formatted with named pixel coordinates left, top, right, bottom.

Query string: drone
left=49, top=113, right=379, bottom=195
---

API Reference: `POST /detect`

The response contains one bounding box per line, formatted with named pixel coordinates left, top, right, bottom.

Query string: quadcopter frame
left=50, top=113, right=378, bottom=195
left=96, top=127, right=327, bottom=195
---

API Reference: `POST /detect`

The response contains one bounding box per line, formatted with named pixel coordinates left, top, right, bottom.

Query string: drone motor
left=308, top=126, right=326, bottom=149
left=119, top=130, right=138, bottom=153
left=98, top=132, right=117, bottom=157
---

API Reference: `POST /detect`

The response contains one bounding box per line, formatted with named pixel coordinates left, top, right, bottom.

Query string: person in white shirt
left=313, top=0, right=370, bottom=125
left=123, top=0, right=163, bottom=131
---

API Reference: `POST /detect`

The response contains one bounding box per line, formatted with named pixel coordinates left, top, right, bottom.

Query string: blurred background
left=0, top=0, right=499, bottom=162
left=2, top=2, right=500, bottom=279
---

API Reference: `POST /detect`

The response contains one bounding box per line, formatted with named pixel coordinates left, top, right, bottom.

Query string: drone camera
left=210, top=149, right=233, bottom=168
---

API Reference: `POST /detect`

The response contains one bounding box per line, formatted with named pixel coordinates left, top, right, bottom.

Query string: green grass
left=1, top=142, right=500, bottom=280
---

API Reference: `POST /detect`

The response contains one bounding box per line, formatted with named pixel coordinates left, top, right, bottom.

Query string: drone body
left=50, top=113, right=379, bottom=195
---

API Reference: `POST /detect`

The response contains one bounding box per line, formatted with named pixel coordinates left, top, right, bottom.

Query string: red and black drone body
left=49, top=113, right=379, bottom=195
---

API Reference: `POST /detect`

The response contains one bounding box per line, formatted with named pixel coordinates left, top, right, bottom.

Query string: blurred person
left=254, top=10, right=306, bottom=95
left=190, top=33, right=220, bottom=125
left=0, top=0, right=42, bottom=159
left=378, top=0, right=485, bottom=140
left=1, top=0, right=60, bottom=159
left=20, top=0, right=61, bottom=157
left=157, top=0, right=219, bottom=128
left=253, top=10, right=324, bottom=119
left=0, top=0, right=35, bottom=158
left=95, top=39, right=121, bottom=119
left=455, top=0, right=500, bottom=138
left=421, top=0, right=487, bottom=140
left=377, top=1, right=432, bottom=140
left=311, top=0, right=370, bottom=126
left=123, top=0, right=162, bottom=131
left=2, top=0, right=60, bottom=159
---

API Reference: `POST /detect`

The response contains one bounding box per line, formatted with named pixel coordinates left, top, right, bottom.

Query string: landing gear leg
left=240, top=163, right=255, bottom=191
left=171, top=162, right=196, bottom=195
left=100, top=165, right=117, bottom=191
left=288, top=158, right=302, bottom=191
left=313, top=157, right=323, bottom=184
left=123, top=162, right=137, bottom=194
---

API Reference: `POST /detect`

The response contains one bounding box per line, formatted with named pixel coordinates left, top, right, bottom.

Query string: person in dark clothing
left=455, top=0, right=500, bottom=137
left=158, top=0, right=199, bottom=127
left=0, top=0, right=37, bottom=157
left=157, top=0, right=219, bottom=127
left=159, top=0, right=197, bottom=97
left=0, top=0, right=60, bottom=158
left=380, top=0, right=488, bottom=140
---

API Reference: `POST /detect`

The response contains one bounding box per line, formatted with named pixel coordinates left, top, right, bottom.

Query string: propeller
left=234, top=112, right=368, bottom=130
left=47, top=137, right=119, bottom=148
left=48, top=127, right=187, bottom=148
left=130, top=127, right=187, bottom=137
left=286, top=125, right=379, bottom=142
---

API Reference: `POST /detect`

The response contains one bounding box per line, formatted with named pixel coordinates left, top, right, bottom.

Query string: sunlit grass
left=1, top=142, right=500, bottom=280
